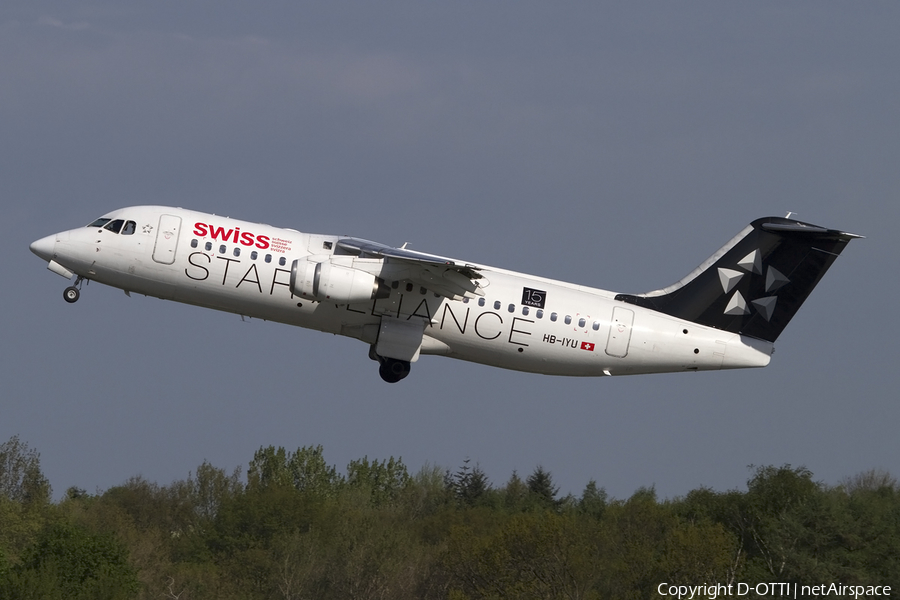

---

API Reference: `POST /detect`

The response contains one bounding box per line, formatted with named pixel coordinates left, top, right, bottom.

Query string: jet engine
left=291, top=257, right=390, bottom=305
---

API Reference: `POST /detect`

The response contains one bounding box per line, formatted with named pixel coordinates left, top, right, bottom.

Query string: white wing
left=336, top=238, right=485, bottom=300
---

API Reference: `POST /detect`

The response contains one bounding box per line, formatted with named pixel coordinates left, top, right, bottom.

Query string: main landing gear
left=63, top=276, right=86, bottom=304
left=379, top=358, right=411, bottom=383
left=369, top=346, right=411, bottom=383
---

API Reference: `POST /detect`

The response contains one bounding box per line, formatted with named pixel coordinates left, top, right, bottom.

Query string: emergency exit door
left=152, top=215, right=182, bottom=265
left=605, top=307, right=634, bottom=358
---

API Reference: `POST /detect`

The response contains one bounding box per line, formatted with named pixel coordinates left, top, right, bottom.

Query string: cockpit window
left=103, top=219, right=125, bottom=234
left=88, top=218, right=111, bottom=228
left=121, top=221, right=136, bottom=235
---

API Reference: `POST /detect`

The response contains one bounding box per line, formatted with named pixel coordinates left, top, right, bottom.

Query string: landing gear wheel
left=378, top=357, right=411, bottom=383
left=63, top=286, right=80, bottom=303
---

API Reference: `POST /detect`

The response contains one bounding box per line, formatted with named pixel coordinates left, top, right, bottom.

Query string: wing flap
left=336, top=237, right=485, bottom=300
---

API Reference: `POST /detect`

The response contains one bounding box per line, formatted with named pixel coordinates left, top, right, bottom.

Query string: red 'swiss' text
left=193, top=222, right=271, bottom=250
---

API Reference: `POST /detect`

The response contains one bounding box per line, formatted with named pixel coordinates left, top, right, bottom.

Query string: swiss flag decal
left=580, top=342, right=595, bottom=351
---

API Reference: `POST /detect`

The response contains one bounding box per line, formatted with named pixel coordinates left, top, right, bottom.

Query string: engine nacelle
left=291, top=258, right=390, bottom=305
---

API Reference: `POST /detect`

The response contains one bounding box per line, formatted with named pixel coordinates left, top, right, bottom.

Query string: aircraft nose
left=30, top=234, right=56, bottom=261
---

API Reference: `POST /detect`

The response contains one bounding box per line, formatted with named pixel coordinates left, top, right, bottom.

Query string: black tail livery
left=615, top=217, right=862, bottom=343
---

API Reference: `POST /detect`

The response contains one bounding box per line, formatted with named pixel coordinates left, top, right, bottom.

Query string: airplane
left=30, top=207, right=860, bottom=383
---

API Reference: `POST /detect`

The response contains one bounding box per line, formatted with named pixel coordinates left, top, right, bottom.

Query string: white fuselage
left=32, top=206, right=772, bottom=377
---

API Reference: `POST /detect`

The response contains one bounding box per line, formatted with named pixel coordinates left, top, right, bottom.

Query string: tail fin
left=615, top=217, right=861, bottom=342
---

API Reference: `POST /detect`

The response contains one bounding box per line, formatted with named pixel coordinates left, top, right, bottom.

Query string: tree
left=448, top=459, right=491, bottom=506
left=1, top=521, right=138, bottom=600
left=247, top=446, right=293, bottom=490
left=247, top=445, right=342, bottom=497
left=840, top=469, right=898, bottom=494
left=502, top=471, right=528, bottom=512
left=445, top=511, right=607, bottom=599
left=579, top=480, right=608, bottom=518
left=346, top=456, right=410, bottom=506
left=0, top=436, right=52, bottom=566
left=0, top=435, right=50, bottom=505
left=526, top=465, right=559, bottom=509
left=287, top=445, right=342, bottom=497
left=741, top=464, right=819, bottom=579
left=190, top=460, right=243, bottom=521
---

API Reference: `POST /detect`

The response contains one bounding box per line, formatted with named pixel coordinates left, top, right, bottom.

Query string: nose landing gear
left=63, top=276, right=86, bottom=304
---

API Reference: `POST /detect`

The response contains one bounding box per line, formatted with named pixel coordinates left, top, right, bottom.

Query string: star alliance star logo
left=142, top=224, right=154, bottom=234
left=717, top=249, right=789, bottom=321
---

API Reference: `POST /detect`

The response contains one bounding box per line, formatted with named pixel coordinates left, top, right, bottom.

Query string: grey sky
left=3, top=2, right=897, bottom=500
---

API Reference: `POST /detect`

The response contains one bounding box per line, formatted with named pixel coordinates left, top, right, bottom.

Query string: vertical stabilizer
left=615, top=217, right=861, bottom=342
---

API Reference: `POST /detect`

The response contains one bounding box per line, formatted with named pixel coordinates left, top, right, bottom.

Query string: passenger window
left=279, top=257, right=286, bottom=266
left=522, top=306, right=529, bottom=316
left=219, top=245, right=226, bottom=254
left=233, top=247, right=241, bottom=257
left=536, top=309, right=543, bottom=319
left=121, top=221, right=136, bottom=235
left=564, top=315, right=572, bottom=325
left=251, top=251, right=258, bottom=260
left=205, top=242, right=212, bottom=251
left=493, top=301, right=501, bottom=310
left=463, top=297, right=469, bottom=303
left=265, top=254, right=272, bottom=263
left=550, top=312, right=558, bottom=322
left=578, top=318, right=586, bottom=328
left=190, top=239, right=198, bottom=248
left=508, top=304, right=515, bottom=313
left=592, top=321, right=600, bottom=331
left=103, top=219, right=124, bottom=234
left=420, top=287, right=427, bottom=295
left=478, top=298, right=485, bottom=307
left=88, top=218, right=111, bottom=228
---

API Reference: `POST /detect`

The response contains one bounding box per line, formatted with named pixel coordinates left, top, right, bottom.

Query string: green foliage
left=346, top=455, right=410, bottom=506
left=447, top=459, right=492, bottom=507
left=501, top=470, right=529, bottom=512
left=0, top=437, right=52, bottom=568
left=0, top=521, right=138, bottom=600
left=247, top=446, right=293, bottom=490
left=446, top=511, right=608, bottom=599
left=190, top=460, right=243, bottom=521
left=2, top=435, right=899, bottom=599
left=248, top=445, right=342, bottom=497
left=0, top=435, right=51, bottom=506
left=526, top=465, right=560, bottom=509
left=579, top=479, right=608, bottom=518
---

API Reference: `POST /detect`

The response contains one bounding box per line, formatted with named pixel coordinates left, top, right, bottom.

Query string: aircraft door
left=605, top=307, right=634, bottom=358
left=152, top=214, right=182, bottom=265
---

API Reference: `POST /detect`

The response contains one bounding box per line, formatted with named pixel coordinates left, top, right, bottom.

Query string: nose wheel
left=63, top=276, right=86, bottom=303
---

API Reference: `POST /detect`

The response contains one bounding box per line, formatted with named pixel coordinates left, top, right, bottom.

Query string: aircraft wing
left=336, top=238, right=485, bottom=300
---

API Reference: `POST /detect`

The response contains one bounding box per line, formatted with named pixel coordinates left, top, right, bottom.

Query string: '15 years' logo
left=522, top=287, right=546, bottom=309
